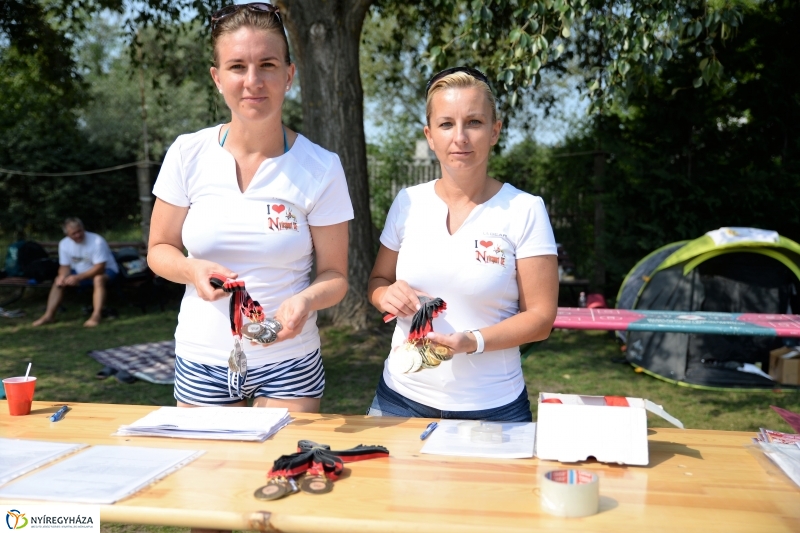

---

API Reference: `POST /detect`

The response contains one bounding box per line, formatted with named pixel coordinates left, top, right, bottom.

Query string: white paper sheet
left=0, top=438, right=87, bottom=486
left=420, top=420, right=536, bottom=459
left=0, top=445, right=204, bottom=504
left=114, top=406, right=291, bottom=441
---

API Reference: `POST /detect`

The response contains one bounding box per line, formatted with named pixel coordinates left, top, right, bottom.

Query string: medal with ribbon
left=209, top=273, right=283, bottom=398
left=384, top=295, right=452, bottom=373
left=254, top=440, right=390, bottom=500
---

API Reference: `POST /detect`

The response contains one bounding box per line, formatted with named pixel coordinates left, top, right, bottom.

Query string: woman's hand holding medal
left=271, top=294, right=312, bottom=343
left=423, top=331, right=478, bottom=356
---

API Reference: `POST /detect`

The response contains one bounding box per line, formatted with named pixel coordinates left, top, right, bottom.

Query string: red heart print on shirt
left=272, top=204, right=285, bottom=214
left=479, top=240, right=493, bottom=248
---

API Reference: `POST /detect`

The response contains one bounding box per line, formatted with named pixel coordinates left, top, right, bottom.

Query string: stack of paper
left=115, top=407, right=291, bottom=441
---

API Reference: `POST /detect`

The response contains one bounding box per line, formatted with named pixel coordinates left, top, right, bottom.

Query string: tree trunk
left=592, top=148, right=606, bottom=294
left=137, top=40, right=153, bottom=247
left=278, top=0, right=375, bottom=330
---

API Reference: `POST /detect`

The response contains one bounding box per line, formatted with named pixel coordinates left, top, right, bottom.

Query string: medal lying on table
left=384, top=296, right=452, bottom=374
left=253, top=440, right=390, bottom=500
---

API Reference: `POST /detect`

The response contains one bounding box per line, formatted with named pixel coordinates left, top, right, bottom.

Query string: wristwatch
left=465, top=329, right=485, bottom=355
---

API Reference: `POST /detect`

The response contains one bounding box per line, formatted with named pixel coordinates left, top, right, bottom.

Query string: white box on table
left=535, top=392, right=683, bottom=466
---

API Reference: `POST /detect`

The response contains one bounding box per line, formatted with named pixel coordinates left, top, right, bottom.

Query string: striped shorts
left=174, top=349, right=325, bottom=406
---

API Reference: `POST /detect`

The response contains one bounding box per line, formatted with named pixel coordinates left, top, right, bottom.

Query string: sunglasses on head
left=425, top=66, right=491, bottom=96
left=210, top=2, right=282, bottom=32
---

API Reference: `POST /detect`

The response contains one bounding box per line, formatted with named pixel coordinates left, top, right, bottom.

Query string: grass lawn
left=2, top=282, right=799, bottom=533
left=2, top=283, right=798, bottom=430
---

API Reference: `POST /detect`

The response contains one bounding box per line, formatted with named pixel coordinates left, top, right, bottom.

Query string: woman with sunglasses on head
left=148, top=3, right=353, bottom=413
left=367, top=67, right=559, bottom=422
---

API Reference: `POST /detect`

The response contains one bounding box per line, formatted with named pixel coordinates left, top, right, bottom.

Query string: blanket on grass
left=88, top=340, right=175, bottom=384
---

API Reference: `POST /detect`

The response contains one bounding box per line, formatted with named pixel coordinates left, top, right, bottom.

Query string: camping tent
left=616, top=227, right=800, bottom=388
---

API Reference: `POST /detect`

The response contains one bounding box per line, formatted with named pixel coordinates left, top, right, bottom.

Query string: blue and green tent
left=616, top=228, right=800, bottom=389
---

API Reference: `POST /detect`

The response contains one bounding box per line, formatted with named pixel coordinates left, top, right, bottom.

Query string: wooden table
left=1, top=401, right=798, bottom=532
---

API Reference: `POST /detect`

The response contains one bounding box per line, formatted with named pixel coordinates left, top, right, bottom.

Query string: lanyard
left=407, top=296, right=447, bottom=340
left=268, top=440, right=390, bottom=481
left=209, top=274, right=265, bottom=338
left=382, top=296, right=448, bottom=340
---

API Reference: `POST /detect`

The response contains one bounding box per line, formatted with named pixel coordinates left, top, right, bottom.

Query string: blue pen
left=50, top=405, right=69, bottom=422
left=420, top=421, right=438, bottom=440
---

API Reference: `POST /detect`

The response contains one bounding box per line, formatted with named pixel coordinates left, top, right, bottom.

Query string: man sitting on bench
left=32, top=218, right=119, bottom=328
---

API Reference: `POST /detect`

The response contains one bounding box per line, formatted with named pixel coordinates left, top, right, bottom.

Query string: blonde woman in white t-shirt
left=367, top=67, right=559, bottom=422
left=148, top=4, right=353, bottom=413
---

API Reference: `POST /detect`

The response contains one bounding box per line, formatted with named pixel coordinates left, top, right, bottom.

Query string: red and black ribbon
left=382, top=295, right=447, bottom=341
left=210, top=273, right=265, bottom=337
left=407, top=296, right=446, bottom=340
left=267, top=440, right=390, bottom=481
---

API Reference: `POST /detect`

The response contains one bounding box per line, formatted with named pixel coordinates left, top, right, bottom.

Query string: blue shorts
left=71, top=268, right=118, bottom=287
left=174, top=349, right=325, bottom=406
left=367, top=375, right=533, bottom=422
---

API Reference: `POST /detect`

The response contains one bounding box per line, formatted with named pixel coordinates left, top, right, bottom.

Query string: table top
left=1, top=401, right=799, bottom=533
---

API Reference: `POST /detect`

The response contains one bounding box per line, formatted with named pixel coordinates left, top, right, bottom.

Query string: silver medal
left=389, top=344, right=422, bottom=374
left=228, top=338, right=247, bottom=374
left=409, top=347, right=423, bottom=373
left=243, top=322, right=266, bottom=338
left=242, top=318, right=283, bottom=345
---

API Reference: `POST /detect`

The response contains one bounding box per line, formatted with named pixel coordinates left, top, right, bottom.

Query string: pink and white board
left=554, top=308, right=800, bottom=337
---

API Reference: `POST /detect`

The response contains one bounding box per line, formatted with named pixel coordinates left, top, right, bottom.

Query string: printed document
left=0, top=438, right=87, bottom=485
left=421, top=420, right=537, bottom=459
left=0, top=445, right=203, bottom=504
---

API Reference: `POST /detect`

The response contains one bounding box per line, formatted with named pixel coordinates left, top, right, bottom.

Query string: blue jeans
left=367, top=376, right=533, bottom=422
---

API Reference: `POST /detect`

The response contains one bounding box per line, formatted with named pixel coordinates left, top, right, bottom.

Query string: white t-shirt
left=58, top=232, right=118, bottom=275
left=380, top=181, right=557, bottom=411
left=152, top=125, right=354, bottom=367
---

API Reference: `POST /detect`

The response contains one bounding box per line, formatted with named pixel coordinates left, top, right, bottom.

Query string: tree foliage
left=375, top=0, right=747, bottom=116
left=489, top=0, right=800, bottom=297
left=0, top=6, right=216, bottom=236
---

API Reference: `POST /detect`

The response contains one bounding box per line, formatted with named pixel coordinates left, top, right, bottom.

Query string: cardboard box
left=535, top=393, right=683, bottom=466
left=769, top=347, right=800, bottom=385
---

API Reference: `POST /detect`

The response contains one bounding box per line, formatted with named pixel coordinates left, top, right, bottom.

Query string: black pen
left=50, top=405, right=69, bottom=422
left=420, top=421, right=438, bottom=440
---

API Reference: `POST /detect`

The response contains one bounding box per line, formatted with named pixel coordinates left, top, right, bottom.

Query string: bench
left=0, top=240, right=159, bottom=310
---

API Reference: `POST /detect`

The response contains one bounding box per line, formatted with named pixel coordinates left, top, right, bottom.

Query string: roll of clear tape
left=457, top=421, right=481, bottom=437
left=540, top=469, right=599, bottom=518
left=470, top=423, right=503, bottom=443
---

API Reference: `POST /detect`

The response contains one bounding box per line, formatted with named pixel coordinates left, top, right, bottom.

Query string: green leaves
left=700, top=56, right=723, bottom=85
left=429, top=0, right=746, bottom=117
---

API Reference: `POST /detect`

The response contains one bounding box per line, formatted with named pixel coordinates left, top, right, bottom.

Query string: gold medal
left=432, top=342, right=453, bottom=360
left=420, top=344, right=441, bottom=368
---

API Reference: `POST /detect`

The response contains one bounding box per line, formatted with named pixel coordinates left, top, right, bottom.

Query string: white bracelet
left=466, top=329, right=485, bottom=355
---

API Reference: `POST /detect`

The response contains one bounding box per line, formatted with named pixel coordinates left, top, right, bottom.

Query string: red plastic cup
left=3, top=377, right=37, bottom=416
